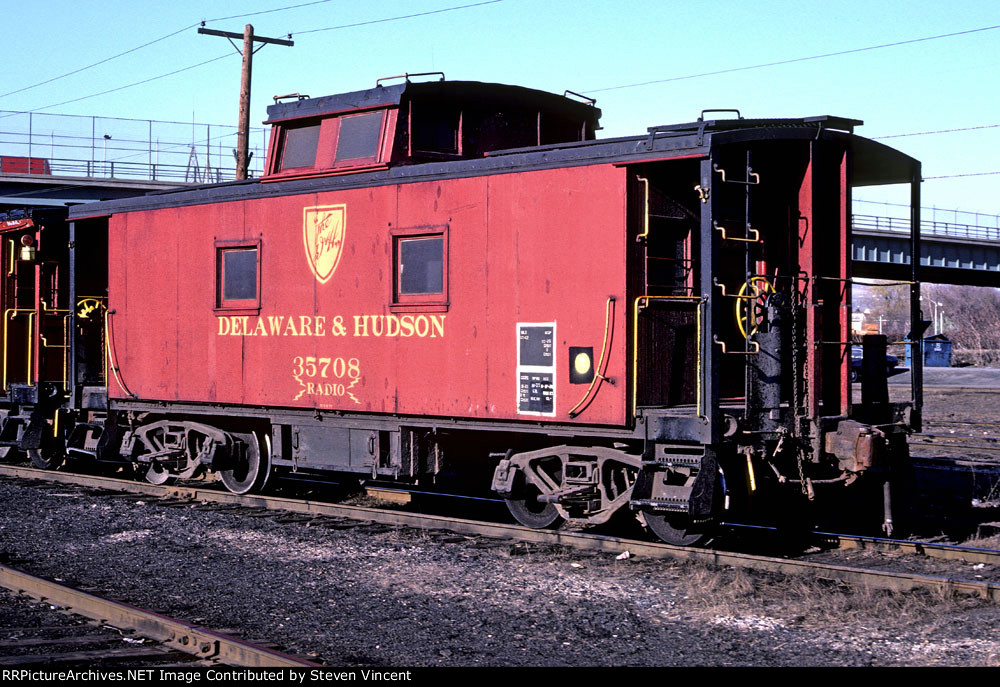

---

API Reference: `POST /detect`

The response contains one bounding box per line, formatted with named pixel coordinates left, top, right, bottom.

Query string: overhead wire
left=0, top=0, right=339, bottom=102
left=923, top=172, right=1000, bottom=179
left=582, top=23, right=1000, bottom=94
left=0, top=54, right=235, bottom=117
left=292, top=0, right=504, bottom=35
left=873, top=123, right=1000, bottom=139
left=208, top=0, right=336, bottom=23
left=0, top=24, right=200, bottom=100
left=2, top=4, right=997, bottom=159
left=3, top=0, right=505, bottom=115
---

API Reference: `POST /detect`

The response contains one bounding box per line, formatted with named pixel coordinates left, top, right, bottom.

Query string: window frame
left=264, top=108, right=395, bottom=181
left=215, top=239, right=262, bottom=314
left=390, top=225, right=449, bottom=312
left=333, top=111, right=386, bottom=164
left=276, top=120, right=322, bottom=171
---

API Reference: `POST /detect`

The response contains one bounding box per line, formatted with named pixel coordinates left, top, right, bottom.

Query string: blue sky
left=3, top=0, right=999, bottom=221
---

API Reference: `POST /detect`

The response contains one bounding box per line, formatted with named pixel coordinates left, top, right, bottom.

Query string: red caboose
left=4, top=77, right=923, bottom=543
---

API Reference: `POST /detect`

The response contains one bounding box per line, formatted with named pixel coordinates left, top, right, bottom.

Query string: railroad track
left=0, top=586, right=204, bottom=667
left=913, top=431, right=1000, bottom=455
left=812, top=531, right=1000, bottom=566
left=1, top=464, right=998, bottom=603
left=907, top=420, right=1000, bottom=473
left=924, top=419, right=1000, bottom=430
left=0, top=563, right=319, bottom=667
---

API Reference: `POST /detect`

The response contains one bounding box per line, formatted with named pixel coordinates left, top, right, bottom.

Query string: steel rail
left=814, top=532, right=1000, bottom=566
left=0, top=563, right=319, bottom=667
left=2, top=464, right=999, bottom=601
left=911, top=438, right=1000, bottom=453
left=924, top=419, right=1000, bottom=428
left=918, top=433, right=1000, bottom=443
left=910, top=452, right=1000, bottom=467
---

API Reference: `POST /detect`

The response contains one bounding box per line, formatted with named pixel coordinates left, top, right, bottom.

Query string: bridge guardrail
left=853, top=214, right=1000, bottom=243
left=0, top=110, right=266, bottom=183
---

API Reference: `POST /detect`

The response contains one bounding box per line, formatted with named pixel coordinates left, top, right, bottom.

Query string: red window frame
left=276, top=121, right=322, bottom=171
left=390, top=225, right=449, bottom=312
left=264, top=108, right=396, bottom=181
left=215, top=239, right=261, bottom=313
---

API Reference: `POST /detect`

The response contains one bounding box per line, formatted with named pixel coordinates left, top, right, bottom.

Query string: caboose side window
left=216, top=242, right=261, bottom=311
left=223, top=249, right=257, bottom=300
left=399, top=237, right=443, bottom=294
left=335, top=112, right=384, bottom=162
left=391, top=228, right=448, bottom=311
left=279, top=123, right=321, bottom=170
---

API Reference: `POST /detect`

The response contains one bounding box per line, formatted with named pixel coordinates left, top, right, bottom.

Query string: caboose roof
left=264, top=79, right=602, bottom=128
left=67, top=82, right=919, bottom=219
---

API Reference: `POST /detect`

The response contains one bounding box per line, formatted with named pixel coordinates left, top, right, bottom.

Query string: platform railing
left=0, top=110, right=266, bottom=182
left=853, top=214, right=1000, bottom=243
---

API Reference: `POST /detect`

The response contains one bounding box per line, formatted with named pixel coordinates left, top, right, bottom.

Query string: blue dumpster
left=905, top=334, right=953, bottom=368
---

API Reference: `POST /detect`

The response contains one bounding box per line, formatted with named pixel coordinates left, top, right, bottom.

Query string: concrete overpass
left=0, top=170, right=187, bottom=210
left=852, top=214, right=1000, bottom=287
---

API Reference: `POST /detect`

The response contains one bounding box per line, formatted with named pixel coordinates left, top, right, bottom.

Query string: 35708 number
left=292, top=356, right=361, bottom=380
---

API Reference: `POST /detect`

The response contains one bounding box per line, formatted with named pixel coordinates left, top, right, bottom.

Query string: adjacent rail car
left=1, top=77, right=924, bottom=544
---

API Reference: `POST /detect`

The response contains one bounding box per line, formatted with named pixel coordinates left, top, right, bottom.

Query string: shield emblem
left=303, top=204, right=346, bottom=284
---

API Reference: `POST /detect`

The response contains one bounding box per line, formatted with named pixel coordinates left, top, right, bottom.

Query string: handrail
left=39, top=300, right=71, bottom=388
left=568, top=296, right=615, bottom=419
left=714, top=336, right=760, bottom=355
left=104, top=309, right=134, bottom=398
left=714, top=222, right=760, bottom=243
left=636, top=176, right=650, bottom=242
left=632, top=295, right=704, bottom=418
left=2, top=308, right=34, bottom=389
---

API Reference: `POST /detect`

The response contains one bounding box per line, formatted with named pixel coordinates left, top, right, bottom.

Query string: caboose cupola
left=262, top=75, right=601, bottom=181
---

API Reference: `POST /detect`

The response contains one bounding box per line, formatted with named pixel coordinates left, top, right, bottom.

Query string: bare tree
left=855, top=282, right=1000, bottom=367
left=928, top=284, right=1000, bottom=366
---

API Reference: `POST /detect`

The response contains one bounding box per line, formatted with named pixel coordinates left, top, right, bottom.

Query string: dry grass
left=962, top=532, right=1000, bottom=549
left=668, top=561, right=980, bottom=631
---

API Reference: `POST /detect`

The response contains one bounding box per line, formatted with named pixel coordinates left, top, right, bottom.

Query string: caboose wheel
left=219, top=432, right=271, bottom=495
left=505, top=486, right=564, bottom=529
left=28, top=448, right=63, bottom=471
left=642, top=511, right=710, bottom=547
left=144, top=462, right=174, bottom=484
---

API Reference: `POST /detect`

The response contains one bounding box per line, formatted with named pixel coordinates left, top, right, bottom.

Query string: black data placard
left=518, top=371, right=554, bottom=414
left=517, top=322, right=556, bottom=416
left=518, top=325, right=554, bottom=367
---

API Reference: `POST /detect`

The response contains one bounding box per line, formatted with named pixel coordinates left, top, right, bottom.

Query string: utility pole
left=198, top=24, right=293, bottom=180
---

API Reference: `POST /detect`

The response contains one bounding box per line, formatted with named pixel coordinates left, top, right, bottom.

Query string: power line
left=208, top=0, right=335, bottom=23
left=873, top=123, right=1000, bottom=139
left=293, top=0, right=504, bottom=35
left=3, top=1, right=503, bottom=116
left=583, top=23, right=1000, bottom=94
left=924, top=171, right=1000, bottom=179
left=0, top=24, right=199, bottom=100
left=0, top=0, right=337, bottom=102
left=4, top=54, right=236, bottom=117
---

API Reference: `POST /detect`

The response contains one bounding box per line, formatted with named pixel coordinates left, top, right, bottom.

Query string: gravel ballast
left=2, top=479, right=999, bottom=667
